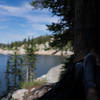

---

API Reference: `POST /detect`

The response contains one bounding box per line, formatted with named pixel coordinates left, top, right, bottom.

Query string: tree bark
left=74, top=0, right=96, bottom=62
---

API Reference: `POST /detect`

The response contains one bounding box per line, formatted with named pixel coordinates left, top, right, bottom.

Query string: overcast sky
left=0, top=0, right=58, bottom=43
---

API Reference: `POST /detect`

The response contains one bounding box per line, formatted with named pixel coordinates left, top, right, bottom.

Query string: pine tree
left=6, top=45, right=23, bottom=90
left=24, top=38, right=36, bottom=82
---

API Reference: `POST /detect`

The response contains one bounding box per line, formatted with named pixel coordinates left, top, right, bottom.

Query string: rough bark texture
left=74, top=0, right=96, bottom=62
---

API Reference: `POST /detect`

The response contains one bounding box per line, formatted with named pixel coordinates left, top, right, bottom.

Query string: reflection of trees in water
left=6, top=59, right=10, bottom=92
left=0, top=79, right=1, bottom=89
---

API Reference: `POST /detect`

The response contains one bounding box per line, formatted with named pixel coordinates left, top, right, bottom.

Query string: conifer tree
left=24, top=38, right=36, bottom=82
left=6, top=45, right=23, bottom=90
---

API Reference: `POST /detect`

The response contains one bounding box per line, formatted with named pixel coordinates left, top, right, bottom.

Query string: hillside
left=0, top=35, right=73, bottom=56
left=0, top=35, right=52, bottom=49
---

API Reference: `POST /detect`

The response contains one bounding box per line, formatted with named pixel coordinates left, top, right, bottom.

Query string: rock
left=36, top=64, right=64, bottom=83
left=24, top=84, right=54, bottom=100
left=30, top=88, right=35, bottom=92
left=7, top=64, right=64, bottom=100
left=46, top=64, right=64, bottom=83
left=36, top=75, right=47, bottom=81
left=12, top=89, right=28, bottom=100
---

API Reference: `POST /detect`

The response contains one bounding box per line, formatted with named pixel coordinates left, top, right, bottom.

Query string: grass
left=20, top=79, right=47, bottom=89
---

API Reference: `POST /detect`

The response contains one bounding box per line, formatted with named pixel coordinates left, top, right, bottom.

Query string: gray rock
left=24, top=84, right=54, bottom=100
left=30, top=88, right=35, bottom=92
left=36, top=75, right=47, bottom=81
left=46, top=64, right=64, bottom=83
left=12, top=89, right=28, bottom=100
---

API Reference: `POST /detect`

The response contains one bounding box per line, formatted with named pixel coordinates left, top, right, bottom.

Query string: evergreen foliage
left=5, top=39, right=36, bottom=91
left=23, top=38, right=36, bottom=82
left=59, top=55, right=74, bottom=80
left=6, top=46, right=23, bottom=90
left=0, top=35, right=52, bottom=50
left=31, top=0, right=74, bottom=49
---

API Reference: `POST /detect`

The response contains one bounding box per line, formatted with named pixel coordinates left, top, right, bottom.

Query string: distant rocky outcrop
left=0, top=44, right=73, bottom=56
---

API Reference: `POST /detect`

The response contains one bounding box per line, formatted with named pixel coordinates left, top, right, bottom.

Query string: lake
left=0, top=54, right=65, bottom=97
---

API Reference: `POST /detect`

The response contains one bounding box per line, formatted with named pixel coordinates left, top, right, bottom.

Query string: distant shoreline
left=0, top=48, right=73, bottom=56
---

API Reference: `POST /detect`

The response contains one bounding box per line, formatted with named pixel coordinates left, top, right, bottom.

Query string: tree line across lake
left=0, top=35, right=52, bottom=50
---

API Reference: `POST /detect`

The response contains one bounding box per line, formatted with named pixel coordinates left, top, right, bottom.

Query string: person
left=83, top=49, right=100, bottom=100
left=75, top=48, right=100, bottom=100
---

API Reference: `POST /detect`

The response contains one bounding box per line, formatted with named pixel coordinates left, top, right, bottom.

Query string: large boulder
left=36, top=75, right=47, bottom=81
left=46, top=64, right=64, bottom=83
left=12, top=89, right=28, bottom=100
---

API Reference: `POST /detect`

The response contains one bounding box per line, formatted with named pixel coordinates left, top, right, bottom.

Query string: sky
left=0, top=0, right=59, bottom=44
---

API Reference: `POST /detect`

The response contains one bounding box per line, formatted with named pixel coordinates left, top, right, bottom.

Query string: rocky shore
left=0, top=48, right=73, bottom=56
left=0, top=48, right=25, bottom=55
left=0, top=64, right=64, bottom=100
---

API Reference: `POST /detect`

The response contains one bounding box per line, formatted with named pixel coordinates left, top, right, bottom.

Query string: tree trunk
left=26, top=67, right=29, bottom=82
left=74, top=0, right=96, bottom=62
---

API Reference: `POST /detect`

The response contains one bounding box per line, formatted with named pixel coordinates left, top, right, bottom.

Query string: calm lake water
left=0, top=54, right=65, bottom=97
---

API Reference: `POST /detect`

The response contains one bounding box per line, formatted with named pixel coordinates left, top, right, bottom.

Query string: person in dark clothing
left=75, top=49, right=100, bottom=100
left=83, top=52, right=99, bottom=100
